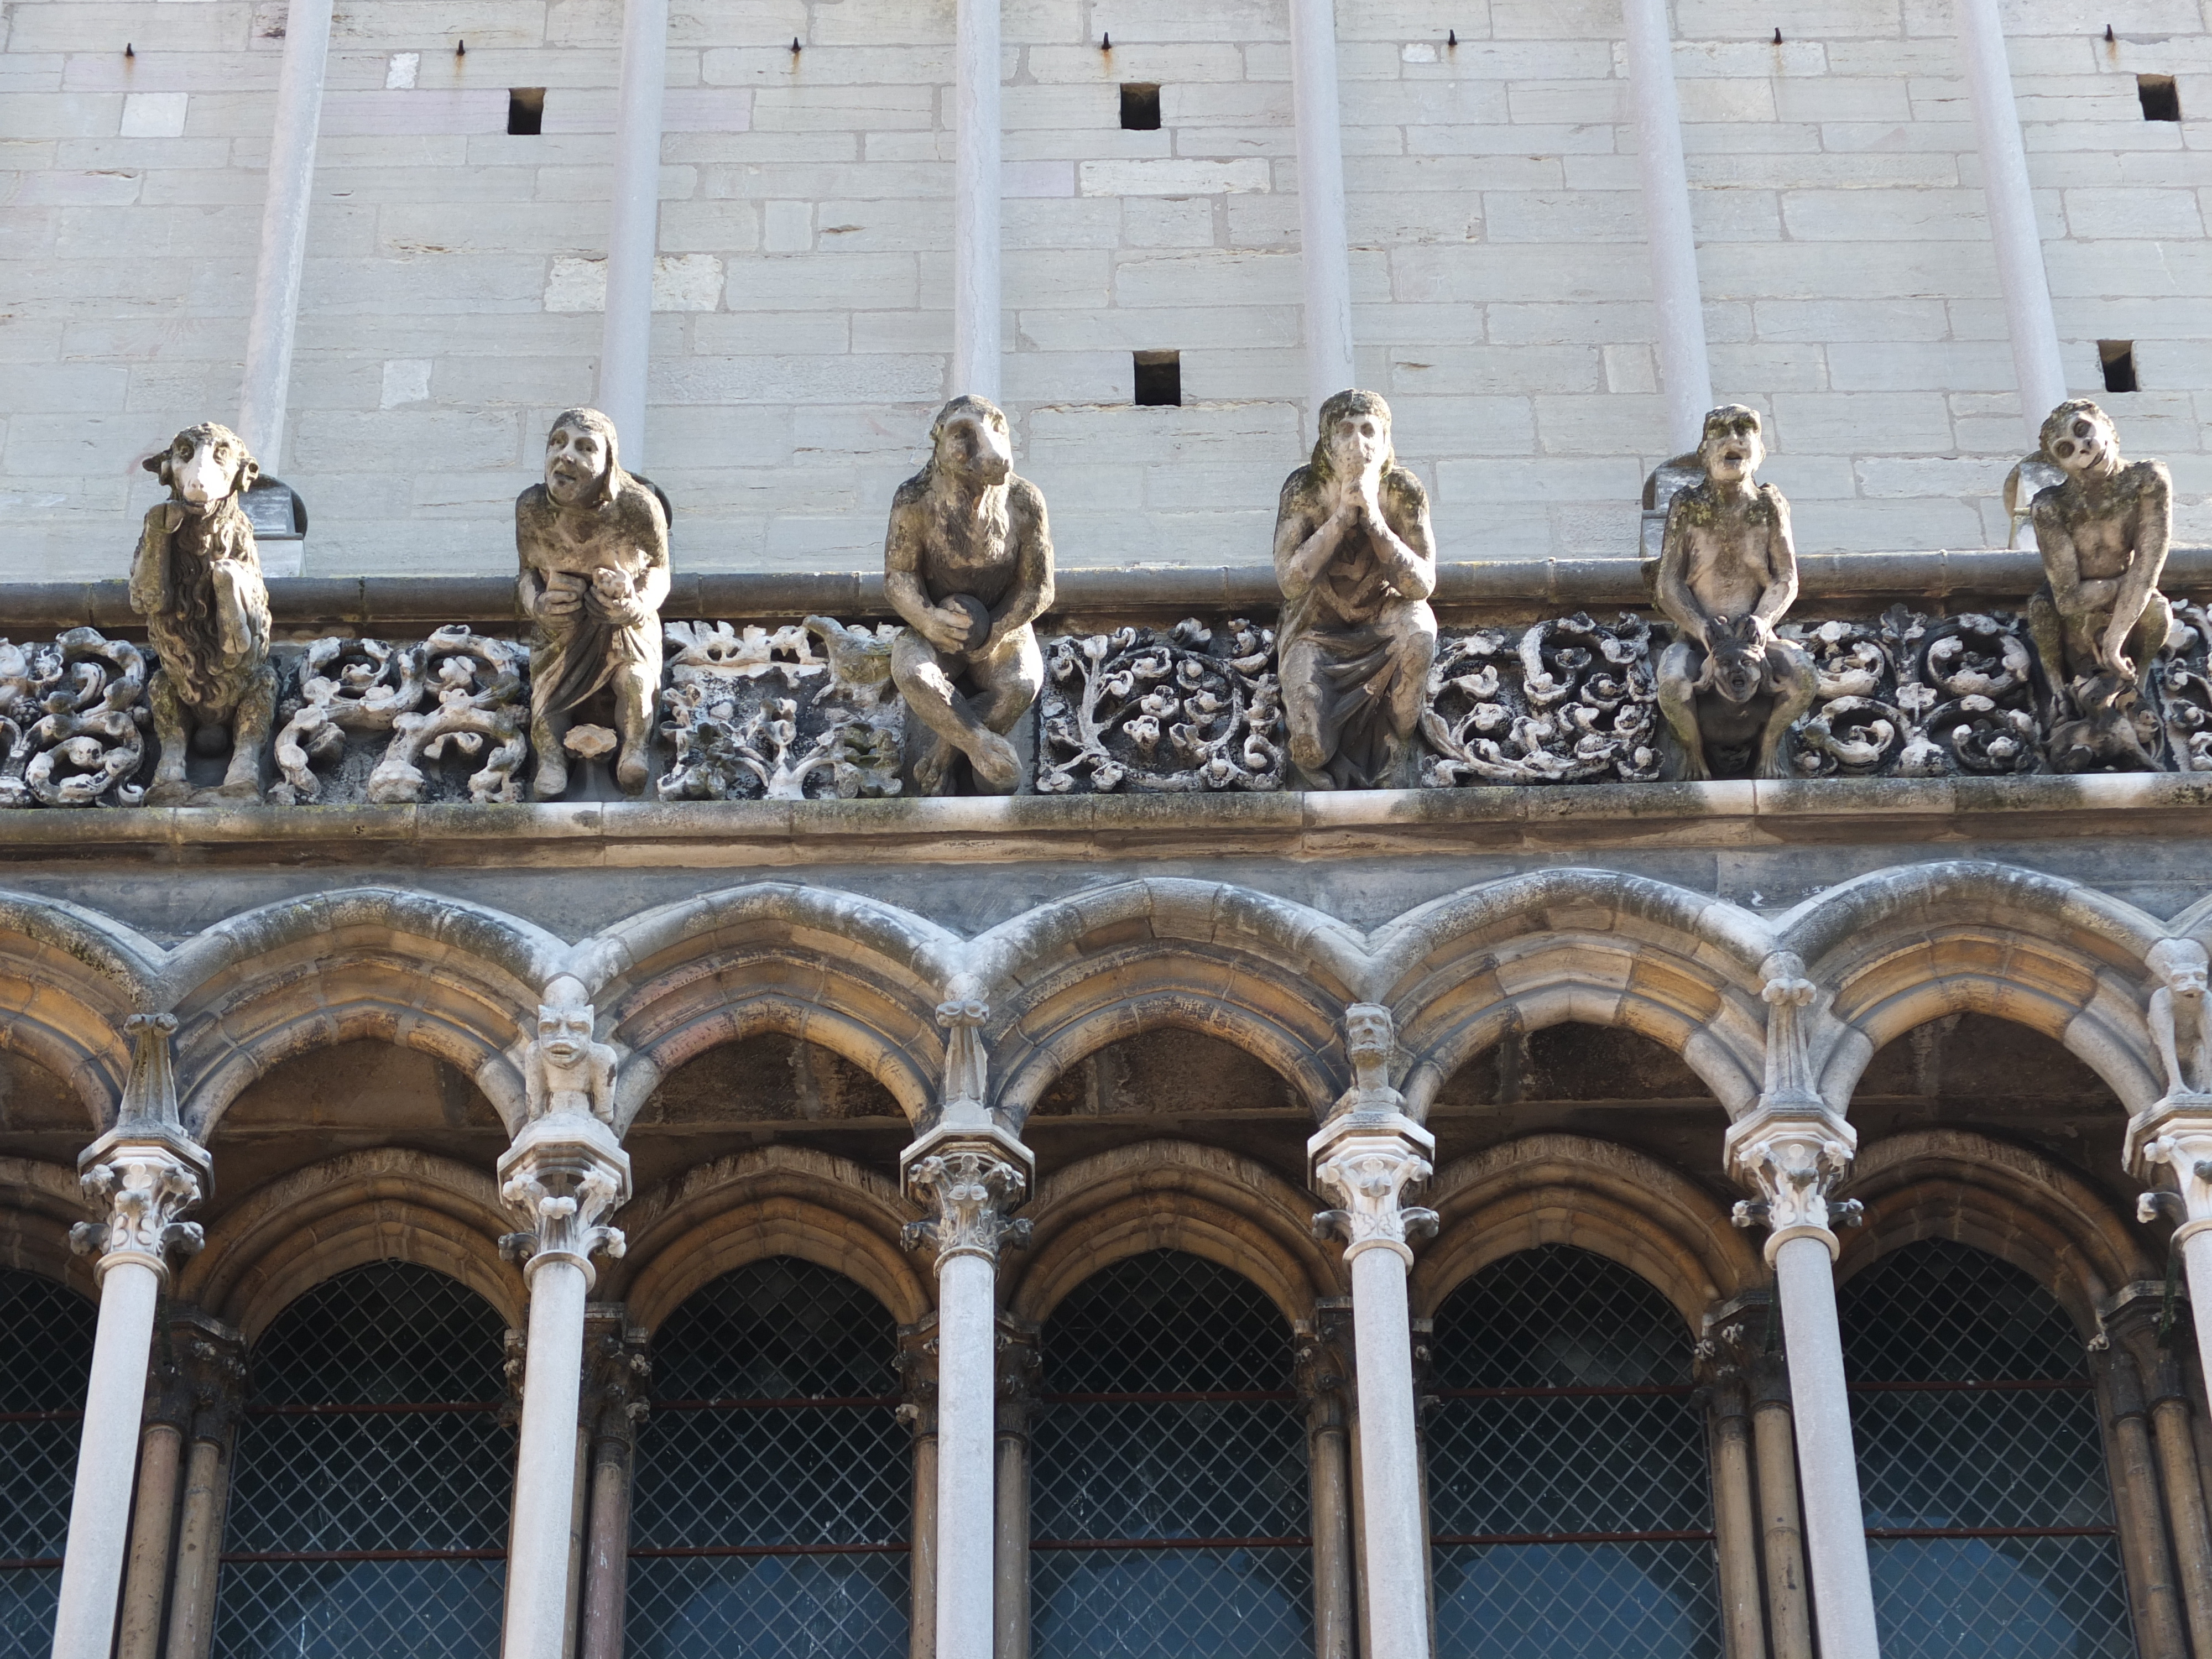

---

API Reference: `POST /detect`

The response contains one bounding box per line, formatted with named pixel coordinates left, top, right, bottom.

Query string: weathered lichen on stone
left=366, top=627, right=531, bottom=805
left=655, top=616, right=904, bottom=802
left=0, top=629, right=149, bottom=807
left=268, top=638, right=426, bottom=805
left=1274, top=390, right=1438, bottom=791
left=1791, top=608, right=2042, bottom=778
left=1420, top=613, right=1660, bottom=787
left=1653, top=406, right=1819, bottom=781
left=1038, top=618, right=1284, bottom=794
left=128, top=424, right=276, bottom=805
left=2027, top=399, right=2175, bottom=774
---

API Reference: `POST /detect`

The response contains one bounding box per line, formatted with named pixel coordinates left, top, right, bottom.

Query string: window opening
left=0, top=1272, right=96, bottom=1651
left=1427, top=1244, right=1720, bottom=1659
left=213, top=1262, right=513, bottom=1659
left=1133, top=350, right=1181, bottom=407
left=507, top=88, right=545, bottom=135
left=2099, top=340, right=2138, bottom=394
left=626, top=1258, right=909, bottom=1659
left=2138, top=74, right=2181, bottom=122
left=1120, top=84, right=1161, bottom=130
left=1030, top=1250, right=1312, bottom=1659
left=1841, top=1239, right=2132, bottom=1658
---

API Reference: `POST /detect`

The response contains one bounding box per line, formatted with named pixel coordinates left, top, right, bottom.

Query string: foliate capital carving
left=71, top=1138, right=208, bottom=1285
left=1309, top=1119, right=1438, bottom=1269
left=2131, top=1106, right=2212, bottom=1249
left=900, top=1145, right=1032, bottom=1266
left=1724, top=1102, right=1861, bottom=1265
left=496, top=1112, right=632, bottom=1290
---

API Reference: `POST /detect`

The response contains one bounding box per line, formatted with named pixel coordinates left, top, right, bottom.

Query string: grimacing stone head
left=1698, top=404, right=1764, bottom=486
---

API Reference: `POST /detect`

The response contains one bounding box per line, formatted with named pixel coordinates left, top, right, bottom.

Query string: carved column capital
left=2130, top=1103, right=2212, bottom=1249
left=580, top=1310, right=651, bottom=1448
left=72, top=1139, right=209, bottom=1287
left=900, top=1141, right=1033, bottom=1266
left=1308, top=1117, right=1438, bottom=1268
left=497, top=1111, right=632, bottom=1291
left=1724, top=1102, right=1860, bottom=1264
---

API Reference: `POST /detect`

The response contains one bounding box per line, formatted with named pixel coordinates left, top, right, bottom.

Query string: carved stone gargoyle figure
left=128, top=423, right=276, bottom=804
left=2027, top=399, right=2174, bottom=773
left=884, top=396, right=1055, bottom=795
left=1653, top=405, right=1817, bottom=781
left=515, top=409, right=671, bottom=800
left=525, top=975, right=618, bottom=1125
left=2148, top=937, right=2212, bottom=1102
left=1273, top=390, right=1438, bottom=790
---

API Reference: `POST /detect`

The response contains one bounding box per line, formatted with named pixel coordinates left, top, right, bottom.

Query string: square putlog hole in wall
left=1133, top=351, right=1181, bottom=406
left=508, top=88, right=546, bottom=134
left=2099, top=341, right=2139, bottom=393
left=2138, top=74, right=2181, bottom=122
left=1120, top=84, right=1162, bottom=130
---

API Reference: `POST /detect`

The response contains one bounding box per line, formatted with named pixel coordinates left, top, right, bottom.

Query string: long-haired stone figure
left=1272, top=390, right=1438, bottom=790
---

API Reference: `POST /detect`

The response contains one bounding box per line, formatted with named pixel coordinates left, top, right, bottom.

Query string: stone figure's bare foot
left=968, top=730, right=1021, bottom=795
left=533, top=755, right=568, bottom=801
left=145, top=777, right=192, bottom=807
left=615, top=744, right=649, bottom=795
left=213, top=775, right=260, bottom=800
left=912, top=736, right=954, bottom=796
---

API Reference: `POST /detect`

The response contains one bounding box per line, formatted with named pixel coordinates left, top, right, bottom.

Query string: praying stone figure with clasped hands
left=1273, top=390, right=1438, bottom=790
left=2027, top=399, right=2175, bottom=772
left=884, top=396, right=1055, bottom=795
left=516, top=409, right=670, bottom=799
left=1654, top=405, right=1817, bottom=781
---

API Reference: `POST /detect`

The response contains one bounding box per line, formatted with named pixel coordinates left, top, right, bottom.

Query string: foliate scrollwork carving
left=1421, top=613, right=1661, bottom=786
left=1791, top=608, right=2041, bottom=779
left=269, top=638, right=426, bottom=805
left=0, top=629, right=150, bottom=807
left=367, top=627, right=531, bottom=805
left=498, top=1161, right=627, bottom=1277
left=901, top=1149, right=1031, bottom=1265
left=71, top=1147, right=205, bottom=1277
left=1039, top=618, right=1284, bottom=794
left=1726, top=1113, right=1861, bottom=1261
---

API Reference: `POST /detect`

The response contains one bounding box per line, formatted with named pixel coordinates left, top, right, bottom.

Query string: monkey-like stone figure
left=1653, top=405, right=1817, bottom=781
left=129, top=423, right=278, bottom=805
left=2148, top=938, right=2212, bottom=1102
left=516, top=409, right=670, bottom=800
left=525, top=975, right=618, bottom=1125
left=2027, top=399, right=2175, bottom=771
left=884, top=396, right=1055, bottom=795
left=1273, top=390, right=1438, bottom=790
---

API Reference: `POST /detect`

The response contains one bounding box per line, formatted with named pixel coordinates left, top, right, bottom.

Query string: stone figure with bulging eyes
left=515, top=409, right=671, bottom=799
left=129, top=422, right=278, bottom=804
left=2148, top=938, right=2212, bottom=1102
left=1272, top=390, right=1438, bottom=790
left=1652, top=405, right=1818, bottom=781
left=525, top=980, right=617, bottom=1125
left=883, top=395, right=1055, bottom=795
left=2027, top=399, right=2175, bottom=772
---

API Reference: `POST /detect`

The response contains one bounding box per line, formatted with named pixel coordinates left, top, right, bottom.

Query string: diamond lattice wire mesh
left=1427, top=1245, right=1720, bottom=1659
left=1030, top=1250, right=1312, bottom=1659
left=1840, top=1239, right=2132, bottom=1659
left=1, top=1271, right=95, bottom=1656
left=213, top=1262, right=512, bottom=1659
left=626, top=1257, right=910, bottom=1659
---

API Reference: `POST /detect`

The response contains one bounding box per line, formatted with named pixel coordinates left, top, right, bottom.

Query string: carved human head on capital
left=2149, top=937, right=2210, bottom=999
left=535, top=975, right=598, bottom=1063
left=928, top=395, right=1013, bottom=488
left=2040, top=399, right=2119, bottom=478
left=1310, top=389, right=1395, bottom=480
left=1344, top=1003, right=1395, bottom=1064
left=545, top=408, right=624, bottom=509
left=146, top=423, right=258, bottom=512
left=1697, top=405, right=1764, bottom=486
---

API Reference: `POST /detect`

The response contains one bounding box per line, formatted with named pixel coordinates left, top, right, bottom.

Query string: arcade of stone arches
left=3, top=857, right=2212, bottom=1659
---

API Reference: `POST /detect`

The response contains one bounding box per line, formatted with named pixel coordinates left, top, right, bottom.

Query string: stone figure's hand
left=585, top=583, right=645, bottom=628
left=921, top=604, right=974, bottom=656
left=2100, top=626, right=2136, bottom=680
left=535, top=585, right=583, bottom=622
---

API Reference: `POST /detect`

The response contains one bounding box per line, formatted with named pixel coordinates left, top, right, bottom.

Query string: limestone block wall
left=0, top=0, right=2208, bottom=578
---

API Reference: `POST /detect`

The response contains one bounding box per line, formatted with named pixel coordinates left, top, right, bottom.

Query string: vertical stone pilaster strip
left=1298, top=1307, right=1355, bottom=1659
left=951, top=0, right=1000, bottom=399
left=2097, top=1347, right=2189, bottom=1659
left=2145, top=1353, right=2212, bottom=1659
left=116, top=1335, right=195, bottom=1659
left=1622, top=0, right=1712, bottom=451
left=897, top=1323, right=940, bottom=1659
left=1285, top=0, right=1352, bottom=416
left=598, top=0, right=671, bottom=459
left=159, top=1318, right=243, bottom=1659
left=577, top=1316, right=649, bottom=1659
left=1696, top=1323, right=1767, bottom=1659
left=1747, top=1355, right=1813, bottom=1659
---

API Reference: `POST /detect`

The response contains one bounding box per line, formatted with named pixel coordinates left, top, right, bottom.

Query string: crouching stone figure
left=129, top=423, right=277, bottom=804
left=1654, top=405, right=1817, bottom=781
left=1273, top=390, right=1438, bottom=790
left=884, top=396, right=1055, bottom=795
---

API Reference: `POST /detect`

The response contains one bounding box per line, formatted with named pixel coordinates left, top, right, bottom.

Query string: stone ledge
left=2, top=773, right=2205, bottom=869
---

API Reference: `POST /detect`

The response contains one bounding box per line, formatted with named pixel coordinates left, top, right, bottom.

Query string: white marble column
left=597, top=0, right=671, bottom=463
left=1622, top=0, right=1711, bottom=451
left=236, top=0, right=335, bottom=472
left=2133, top=1113, right=2212, bottom=1399
left=1955, top=0, right=2065, bottom=446
left=1725, top=956, right=1881, bottom=1659
left=496, top=985, right=632, bottom=1659
left=1310, top=1005, right=1436, bottom=1659
left=51, top=1015, right=208, bottom=1659
left=1286, top=0, right=1353, bottom=416
left=952, top=0, right=1001, bottom=399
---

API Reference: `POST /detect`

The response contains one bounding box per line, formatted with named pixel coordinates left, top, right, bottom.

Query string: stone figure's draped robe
left=1280, top=533, right=1429, bottom=790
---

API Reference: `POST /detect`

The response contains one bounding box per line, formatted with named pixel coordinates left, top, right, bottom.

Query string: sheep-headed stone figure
left=128, top=423, right=276, bottom=804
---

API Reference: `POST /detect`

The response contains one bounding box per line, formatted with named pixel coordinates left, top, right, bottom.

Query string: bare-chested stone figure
left=1654, top=405, right=1817, bottom=781
left=885, top=396, right=1054, bottom=795
left=2148, top=937, right=2212, bottom=1100
left=1274, top=390, right=1438, bottom=790
left=2027, top=399, right=2174, bottom=738
left=515, top=409, right=670, bottom=799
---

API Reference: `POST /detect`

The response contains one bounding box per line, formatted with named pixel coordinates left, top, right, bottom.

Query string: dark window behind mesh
left=1841, top=1239, right=2131, bottom=1659
left=627, top=1257, right=910, bottom=1659
left=1030, top=1249, right=1312, bottom=1659
left=214, top=1262, right=512, bottom=1659
left=1427, top=1244, right=1720, bottom=1659
left=1, top=1271, right=96, bottom=1655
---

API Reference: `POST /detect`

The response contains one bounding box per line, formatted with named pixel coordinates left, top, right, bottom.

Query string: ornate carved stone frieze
left=1791, top=608, right=2041, bottom=778
left=71, top=1013, right=211, bottom=1283
left=0, top=629, right=149, bottom=807
left=1422, top=612, right=1661, bottom=786
left=1039, top=618, right=1284, bottom=793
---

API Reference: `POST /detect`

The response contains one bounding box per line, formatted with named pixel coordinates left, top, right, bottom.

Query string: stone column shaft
left=598, top=0, right=671, bottom=462
left=1707, top=1387, right=1766, bottom=1659
left=1301, top=1310, right=1355, bottom=1659
left=116, top=1420, right=184, bottom=1659
left=2100, top=1351, right=2189, bottom=1659
left=952, top=0, right=1000, bottom=399
left=1623, top=0, right=1712, bottom=450
left=1286, top=0, right=1353, bottom=415
left=1749, top=1372, right=1813, bottom=1659
left=159, top=1433, right=227, bottom=1659
left=2146, top=1370, right=2212, bottom=1659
